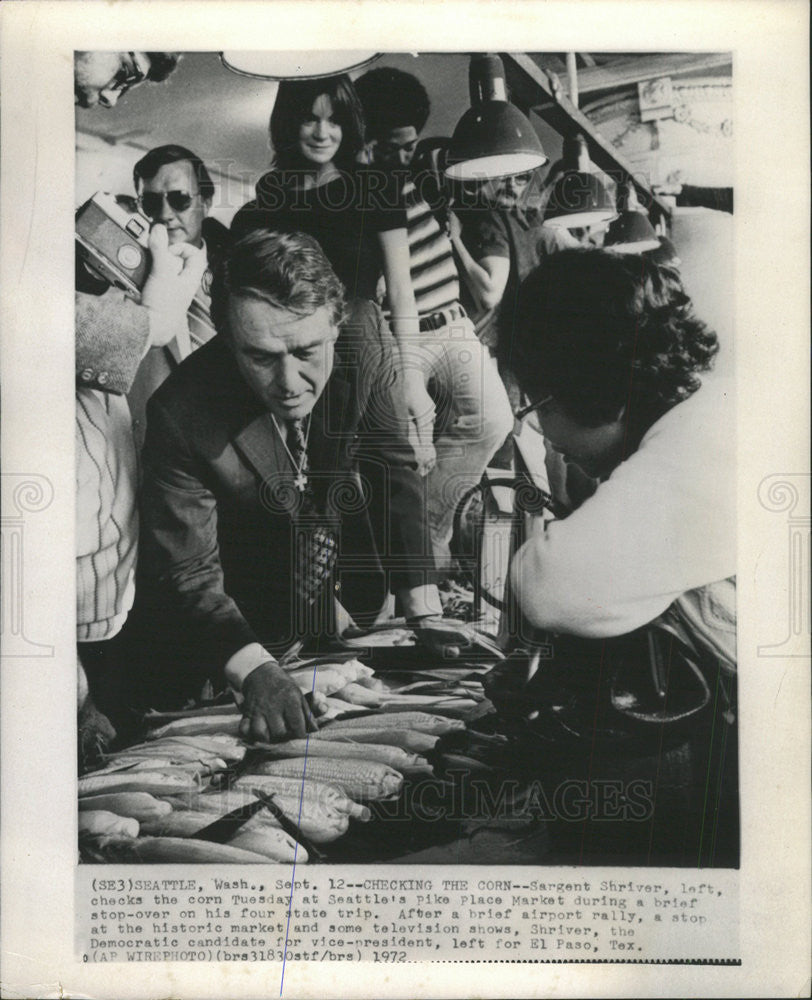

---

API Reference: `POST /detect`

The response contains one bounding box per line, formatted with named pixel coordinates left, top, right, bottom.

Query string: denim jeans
left=407, top=317, right=514, bottom=569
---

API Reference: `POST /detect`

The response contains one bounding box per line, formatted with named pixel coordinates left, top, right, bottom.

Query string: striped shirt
left=76, top=388, right=138, bottom=641
left=380, top=177, right=460, bottom=320
left=76, top=262, right=217, bottom=642
left=188, top=269, right=217, bottom=351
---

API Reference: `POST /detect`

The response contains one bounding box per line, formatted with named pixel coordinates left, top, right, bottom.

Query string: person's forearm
left=141, top=399, right=260, bottom=667
left=224, top=642, right=278, bottom=692
left=677, top=184, right=733, bottom=214
left=76, top=289, right=150, bottom=394
left=388, top=287, right=420, bottom=349
left=450, top=234, right=503, bottom=310
left=399, top=584, right=443, bottom=621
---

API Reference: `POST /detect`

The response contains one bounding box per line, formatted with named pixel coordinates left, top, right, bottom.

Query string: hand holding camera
left=141, top=223, right=208, bottom=349
left=75, top=192, right=209, bottom=351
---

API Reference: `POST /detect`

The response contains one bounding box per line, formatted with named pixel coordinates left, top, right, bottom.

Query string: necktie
left=285, top=418, right=337, bottom=606
left=286, top=418, right=311, bottom=494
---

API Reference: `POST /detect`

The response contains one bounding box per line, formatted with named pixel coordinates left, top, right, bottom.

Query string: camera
left=75, top=192, right=151, bottom=294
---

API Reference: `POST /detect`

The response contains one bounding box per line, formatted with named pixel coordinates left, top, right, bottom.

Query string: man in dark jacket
left=137, top=229, right=463, bottom=741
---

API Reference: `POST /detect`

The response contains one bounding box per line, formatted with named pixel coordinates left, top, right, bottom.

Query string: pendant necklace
left=271, top=414, right=311, bottom=492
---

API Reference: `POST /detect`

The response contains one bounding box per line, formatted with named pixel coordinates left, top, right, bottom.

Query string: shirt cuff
left=224, top=642, right=275, bottom=693
left=399, top=583, right=443, bottom=621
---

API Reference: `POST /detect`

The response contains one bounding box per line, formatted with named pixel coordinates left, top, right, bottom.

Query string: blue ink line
left=279, top=660, right=320, bottom=996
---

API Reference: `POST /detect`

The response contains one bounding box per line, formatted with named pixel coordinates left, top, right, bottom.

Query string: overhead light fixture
left=644, top=236, right=681, bottom=267
left=604, top=180, right=660, bottom=252
left=543, top=134, right=617, bottom=230
left=445, top=54, right=548, bottom=181
left=605, top=211, right=661, bottom=253
left=221, top=52, right=380, bottom=80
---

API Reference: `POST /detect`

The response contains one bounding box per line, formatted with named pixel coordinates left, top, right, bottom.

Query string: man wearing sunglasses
left=127, top=144, right=229, bottom=451
left=75, top=52, right=195, bottom=388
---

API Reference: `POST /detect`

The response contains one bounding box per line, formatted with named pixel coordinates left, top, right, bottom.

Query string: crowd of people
left=74, top=51, right=736, bottom=827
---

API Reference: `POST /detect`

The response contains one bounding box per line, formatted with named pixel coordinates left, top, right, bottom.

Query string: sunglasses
left=138, top=190, right=198, bottom=218
left=107, top=52, right=147, bottom=96
left=515, top=393, right=555, bottom=422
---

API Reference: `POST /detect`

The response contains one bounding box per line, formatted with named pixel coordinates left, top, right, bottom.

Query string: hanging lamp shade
left=605, top=210, right=660, bottom=253
left=445, top=54, right=548, bottom=181
left=543, top=133, right=617, bottom=230
left=221, top=52, right=380, bottom=80
left=644, top=236, right=681, bottom=267
left=604, top=178, right=659, bottom=252
left=544, top=172, right=618, bottom=229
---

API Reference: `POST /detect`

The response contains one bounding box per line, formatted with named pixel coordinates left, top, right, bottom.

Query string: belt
left=418, top=303, right=467, bottom=333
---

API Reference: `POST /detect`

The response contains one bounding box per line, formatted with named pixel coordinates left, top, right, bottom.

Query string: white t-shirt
left=511, top=375, right=736, bottom=654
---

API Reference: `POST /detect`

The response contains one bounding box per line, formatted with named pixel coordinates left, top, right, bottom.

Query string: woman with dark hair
left=232, top=75, right=435, bottom=470
left=508, top=250, right=733, bottom=652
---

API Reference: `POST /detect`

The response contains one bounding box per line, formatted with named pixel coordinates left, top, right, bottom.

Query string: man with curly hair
left=491, top=248, right=737, bottom=864
left=509, top=248, right=735, bottom=668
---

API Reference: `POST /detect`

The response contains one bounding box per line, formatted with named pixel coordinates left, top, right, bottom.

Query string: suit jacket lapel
left=165, top=338, right=184, bottom=368
left=231, top=363, right=354, bottom=520
left=232, top=410, right=298, bottom=516
left=308, top=368, right=352, bottom=479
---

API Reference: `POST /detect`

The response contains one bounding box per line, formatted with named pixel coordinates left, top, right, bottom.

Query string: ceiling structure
left=76, top=51, right=732, bottom=221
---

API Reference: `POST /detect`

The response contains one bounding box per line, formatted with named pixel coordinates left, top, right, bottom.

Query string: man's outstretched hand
left=239, top=660, right=318, bottom=742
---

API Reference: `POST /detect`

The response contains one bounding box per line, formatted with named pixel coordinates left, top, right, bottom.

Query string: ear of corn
left=352, top=675, right=386, bottom=691
left=105, top=739, right=240, bottom=765
left=92, top=757, right=222, bottom=776
left=287, top=659, right=375, bottom=696
left=319, top=697, right=369, bottom=719
left=380, top=696, right=479, bottom=713
left=287, top=667, right=351, bottom=696
left=78, top=770, right=197, bottom=798
left=85, top=835, right=269, bottom=864
left=320, top=711, right=464, bottom=735
left=138, top=809, right=222, bottom=838
left=153, top=759, right=228, bottom=778
left=196, top=784, right=352, bottom=843
left=310, top=728, right=439, bottom=754
left=227, top=828, right=304, bottom=863
left=156, top=735, right=246, bottom=761
left=78, top=792, right=172, bottom=822
left=89, top=756, right=174, bottom=774
left=252, top=738, right=422, bottom=771
left=332, top=683, right=384, bottom=708
left=195, top=778, right=370, bottom=822
left=79, top=810, right=140, bottom=839
left=246, top=757, right=403, bottom=801
left=139, top=805, right=310, bottom=859
left=233, top=779, right=370, bottom=823
left=145, top=715, right=242, bottom=741
left=143, top=703, right=241, bottom=723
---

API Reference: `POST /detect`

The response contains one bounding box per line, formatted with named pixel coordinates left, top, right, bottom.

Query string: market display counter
left=77, top=638, right=527, bottom=865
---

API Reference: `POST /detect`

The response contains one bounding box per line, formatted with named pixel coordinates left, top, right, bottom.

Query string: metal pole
left=566, top=52, right=579, bottom=108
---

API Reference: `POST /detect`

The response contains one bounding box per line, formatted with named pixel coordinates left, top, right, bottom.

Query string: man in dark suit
left=137, top=229, right=464, bottom=741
